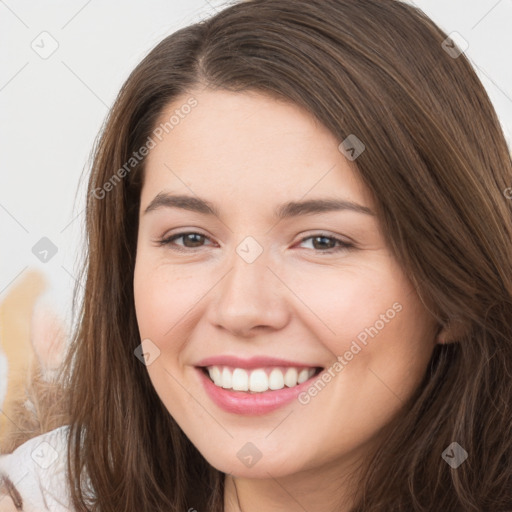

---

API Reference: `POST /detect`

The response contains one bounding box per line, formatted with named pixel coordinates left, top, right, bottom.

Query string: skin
left=133, top=88, right=445, bottom=511
left=0, top=496, right=17, bottom=512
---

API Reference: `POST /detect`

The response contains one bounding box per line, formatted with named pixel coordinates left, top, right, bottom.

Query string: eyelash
left=157, top=231, right=354, bottom=254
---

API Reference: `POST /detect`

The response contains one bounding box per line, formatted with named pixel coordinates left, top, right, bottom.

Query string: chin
left=196, top=442, right=305, bottom=479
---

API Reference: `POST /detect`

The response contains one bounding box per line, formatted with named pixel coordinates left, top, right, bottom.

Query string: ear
left=436, top=318, right=468, bottom=344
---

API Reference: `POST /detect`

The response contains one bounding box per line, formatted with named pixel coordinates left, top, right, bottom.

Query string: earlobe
left=436, top=325, right=448, bottom=344
left=436, top=333, right=449, bottom=344
left=436, top=318, right=468, bottom=344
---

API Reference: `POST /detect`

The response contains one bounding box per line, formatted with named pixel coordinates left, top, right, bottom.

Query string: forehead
left=141, top=88, right=373, bottom=211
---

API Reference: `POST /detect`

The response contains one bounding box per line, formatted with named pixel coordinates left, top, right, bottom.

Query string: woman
left=1, top=0, right=511, bottom=510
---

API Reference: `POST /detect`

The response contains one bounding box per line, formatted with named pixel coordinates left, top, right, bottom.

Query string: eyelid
left=297, top=230, right=355, bottom=246
left=156, top=230, right=216, bottom=251
left=156, top=229, right=355, bottom=254
left=295, top=232, right=354, bottom=253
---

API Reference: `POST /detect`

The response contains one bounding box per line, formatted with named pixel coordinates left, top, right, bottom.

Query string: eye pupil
left=313, top=236, right=336, bottom=250
left=184, top=233, right=204, bottom=247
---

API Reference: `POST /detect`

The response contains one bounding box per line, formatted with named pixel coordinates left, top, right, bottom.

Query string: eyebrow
left=143, top=193, right=375, bottom=218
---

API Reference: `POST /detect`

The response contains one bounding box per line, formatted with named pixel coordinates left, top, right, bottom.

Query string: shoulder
left=0, top=426, right=73, bottom=511
left=0, top=496, right=18, bottom=512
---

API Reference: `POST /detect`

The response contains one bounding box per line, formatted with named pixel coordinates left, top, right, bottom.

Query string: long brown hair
left=30, top=0, right=512, bottom=509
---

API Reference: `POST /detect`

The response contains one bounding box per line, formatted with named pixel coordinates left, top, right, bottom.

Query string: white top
left=0, top=426, right=74, bottom=511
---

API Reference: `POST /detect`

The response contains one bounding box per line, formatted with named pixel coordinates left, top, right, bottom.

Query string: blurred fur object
left=0, top=348, right=7, bottom=417
left=0, top=271, right=69, bottom=454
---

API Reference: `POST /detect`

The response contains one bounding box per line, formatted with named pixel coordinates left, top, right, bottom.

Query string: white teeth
left=268, top=368, right=285, bottom=390
left=284, top=368, right=298, bottom=387
left=249, top=369, right=269, bottom=392
left=232, top=368, right=249, bottom=391
left=205, top=366, right=317, bottom=393
left=209, top=366, right=222, bottom=386
left=221, top=367, right=232, bottom=389
left=297, top=368, right=310, bottom=384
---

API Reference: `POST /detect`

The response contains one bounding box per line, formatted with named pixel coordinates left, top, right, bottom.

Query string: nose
left=205, top=246, right=290, bottom=337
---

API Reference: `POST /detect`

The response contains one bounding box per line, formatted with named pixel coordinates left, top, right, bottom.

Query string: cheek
left=295, top=280, right=435, bottom=458
left=133, top=257, right=203, bottom=340
left=291, top=258, right=436, bottom=399
left=133, top=258, right=201, bottom=414
left=287, top=261, right=409, bottom=354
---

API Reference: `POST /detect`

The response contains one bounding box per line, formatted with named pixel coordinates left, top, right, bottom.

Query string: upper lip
left=195, top=355, right=322, bottom=369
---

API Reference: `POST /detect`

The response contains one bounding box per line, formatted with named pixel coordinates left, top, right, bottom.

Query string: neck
left=223, top=455, right=364, bottom=512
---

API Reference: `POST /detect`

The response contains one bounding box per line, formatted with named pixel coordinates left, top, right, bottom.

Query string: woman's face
left=133, top=88, right=438, bottom=480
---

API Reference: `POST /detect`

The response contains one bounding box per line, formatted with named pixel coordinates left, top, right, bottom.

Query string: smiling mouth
left=199, top=365, right=323, bottom=393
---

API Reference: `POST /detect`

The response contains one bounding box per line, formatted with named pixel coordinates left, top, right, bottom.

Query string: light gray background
left=1, top=0, right=511, bottom=328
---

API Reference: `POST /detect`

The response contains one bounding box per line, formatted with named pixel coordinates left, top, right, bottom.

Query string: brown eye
left=298, top=234, right=353, bottom=253
left=311, top=235, right=337, bottom=250
left=158, top=232, right=212, bottom=251
left=179, top=233, right=206, bottom=248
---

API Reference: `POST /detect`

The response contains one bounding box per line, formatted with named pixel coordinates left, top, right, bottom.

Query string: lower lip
left=196, top=367, right=320, bottom=415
